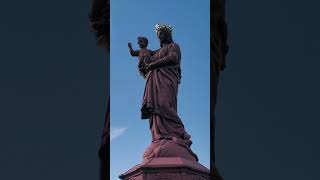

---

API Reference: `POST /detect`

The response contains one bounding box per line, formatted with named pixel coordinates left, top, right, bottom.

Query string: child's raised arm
left=128, top=42, right=139, bottom=57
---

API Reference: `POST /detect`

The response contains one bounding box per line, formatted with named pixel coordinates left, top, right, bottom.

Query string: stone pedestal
left=119, top=157, right=210, bottom=180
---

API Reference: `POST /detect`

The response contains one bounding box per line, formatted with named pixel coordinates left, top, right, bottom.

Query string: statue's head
left=138, top=37, right=148, bottom=48
left=155, top=24, right=173, bottom=47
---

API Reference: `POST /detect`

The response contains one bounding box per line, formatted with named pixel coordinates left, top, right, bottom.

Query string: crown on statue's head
left=155, top=23, right=173, bottom=33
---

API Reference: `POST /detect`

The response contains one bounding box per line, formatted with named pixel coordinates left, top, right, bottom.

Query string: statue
left=121, top=24, right=211, bottom=180
left=128, top=37, right=156, bottom=79
left=129, top=24, right=198, bottom=162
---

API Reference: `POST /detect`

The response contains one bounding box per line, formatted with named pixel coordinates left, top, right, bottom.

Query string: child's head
left=138, top=37, right=148, bottom=48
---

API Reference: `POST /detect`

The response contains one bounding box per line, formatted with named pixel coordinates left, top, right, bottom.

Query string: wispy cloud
left=110, top=127, right=128, bottom=142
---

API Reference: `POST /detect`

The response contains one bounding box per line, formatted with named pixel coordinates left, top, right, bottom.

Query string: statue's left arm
left=149, top=44, right=180, bottom=69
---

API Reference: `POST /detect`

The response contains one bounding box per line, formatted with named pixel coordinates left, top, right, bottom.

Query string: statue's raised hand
left=128, top=42, right=132, bottom=48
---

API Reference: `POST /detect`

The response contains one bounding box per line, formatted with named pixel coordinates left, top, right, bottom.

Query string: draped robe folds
left=141, top=42, right=198, bottom=162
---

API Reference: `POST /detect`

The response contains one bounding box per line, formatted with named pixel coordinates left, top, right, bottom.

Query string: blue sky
left=110, top=0, right=210, bottom=179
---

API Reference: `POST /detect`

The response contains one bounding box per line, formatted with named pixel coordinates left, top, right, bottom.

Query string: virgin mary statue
left=140, top=24, right=198, bottom=162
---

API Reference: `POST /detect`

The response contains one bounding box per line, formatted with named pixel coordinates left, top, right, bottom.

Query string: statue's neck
left=161, top=41, right=172, bottom=47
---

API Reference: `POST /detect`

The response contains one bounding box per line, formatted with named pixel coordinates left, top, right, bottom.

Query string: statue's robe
left=141, top=42, right=198, bottom=162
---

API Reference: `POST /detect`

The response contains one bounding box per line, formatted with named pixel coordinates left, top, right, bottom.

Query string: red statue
left=129, top=24, right=199, bottom=162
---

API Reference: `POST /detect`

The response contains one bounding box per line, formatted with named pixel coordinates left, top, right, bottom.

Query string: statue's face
left=138, top=39, right=147, bottom=48
left=157, top=30, right=166, bottom=43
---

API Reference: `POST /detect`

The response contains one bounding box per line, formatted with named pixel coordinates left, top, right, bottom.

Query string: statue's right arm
left=128, top=43, right=139, bottom=56
left=129, top=48, right=139, bottom=57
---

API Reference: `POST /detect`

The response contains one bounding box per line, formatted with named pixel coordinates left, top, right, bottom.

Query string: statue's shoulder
left=170, top=42, right=180, bottom=50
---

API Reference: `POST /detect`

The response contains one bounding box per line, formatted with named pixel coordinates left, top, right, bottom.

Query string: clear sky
left=110, top=0, right=210, bottom=179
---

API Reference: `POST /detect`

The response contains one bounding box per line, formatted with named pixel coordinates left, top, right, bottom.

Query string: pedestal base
left=119, top=157, right=210, bottom=180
